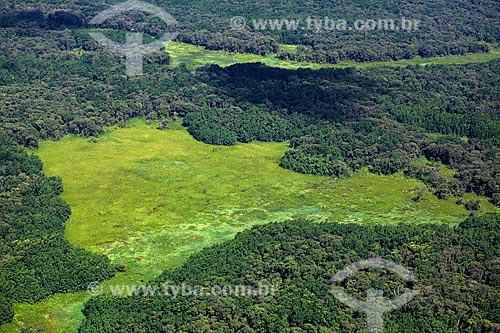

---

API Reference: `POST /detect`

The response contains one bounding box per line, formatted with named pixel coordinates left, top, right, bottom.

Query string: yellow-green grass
left=0, top=292, right=88, bottom=333
left=72, top=28, right=500, bottom=70
left=166, top=41, right=500, bottom=70
left=166, top=41, right=304, bottom=69
left=2, top=119, right=499, bottom=333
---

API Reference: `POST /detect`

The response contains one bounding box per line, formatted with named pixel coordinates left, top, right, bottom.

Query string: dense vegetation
left=0, top=0, right=499, bottom=62
left=184, top=63, right=500, bottom=206
left=80, top=213, right=500, bottom=332
left=1, top=25, right=499, bottom=207
left=183, top=108, right=317, bottom=146
left=0, top=2, right=499, bottom=330
left=0, top=27, right=188, bottom=147
left=0, top=133, right=116, bottom=325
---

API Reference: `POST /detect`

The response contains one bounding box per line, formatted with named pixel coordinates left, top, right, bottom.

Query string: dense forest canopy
left=1, top=25, right=499, bottom=205
left=80, top=215, right=500, bottom=332
left=0, top=0, right=498, bottom=62
left=0, top=133, right=116, bottom=325
left=0, top=0, right=499, bottom=331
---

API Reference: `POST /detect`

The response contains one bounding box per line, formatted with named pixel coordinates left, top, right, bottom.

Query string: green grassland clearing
left=2, top=120, right=498, bottom=333
left=74, top=29, right=500, bottom=70
left=166, top=41, right=500, bottom=70
left=3, top=27, right=499, bottom=333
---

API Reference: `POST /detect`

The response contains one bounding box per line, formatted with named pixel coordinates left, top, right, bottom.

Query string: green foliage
left=0, top=134, right=116, bottom=324
left=2, top=0, right=498, bottom=62
left=166, top=41, right=500, bottom=71
left=31, top=121, right=497, bottom=332
left=198, top=63, right=500, bottom=205
left=0, top=294, right=13, bottom=326
left=37, top=121, right=483, bottom=292
left=280, top=122, right=417, bottom=177
left=80, top=214, right=500, bottom=332
left=0, top=6, right=499, bottom=330
left=183, top=107, right=316, bottom=145
left=0, top=132, right=42, bottom=175
left=2, top=24, right=497, bottom=206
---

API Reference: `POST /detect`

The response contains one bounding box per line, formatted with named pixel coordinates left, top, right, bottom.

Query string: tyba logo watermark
left=89, top=0, right=178, bottom=76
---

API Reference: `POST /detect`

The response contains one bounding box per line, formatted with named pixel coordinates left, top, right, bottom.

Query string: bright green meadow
left=2, top=27, right=499, bottom=333
left=166, top=41, right=500, bottom=70
left=2, top=119, right=499, bottom=333
left=75, top=29, right=500, bottom=70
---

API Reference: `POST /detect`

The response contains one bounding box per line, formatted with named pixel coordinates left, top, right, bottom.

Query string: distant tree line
left=0, top=0, right=498, bottom=62
left=188, top=63, right=500, bottom=206
left=0, top=24, right=499, bottom=206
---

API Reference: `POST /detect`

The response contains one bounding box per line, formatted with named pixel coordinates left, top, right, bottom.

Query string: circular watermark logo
left=87, top=281, right=104, bottom=296
left=230, top=16, right=247, bottom=30
left=89, top=0, right=178, bottom=76
left=331, top=258, right=419, bottom=333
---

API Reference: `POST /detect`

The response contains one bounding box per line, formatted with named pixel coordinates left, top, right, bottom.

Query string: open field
left=74, top=29, right=500, bottom=70
left=2, top=120, right=498, bottom=333
left=0, top=292, right=88, bottom=333
left=166, top=41, right=500, bottom=70
left=36, top=120, right=497, bottom=281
